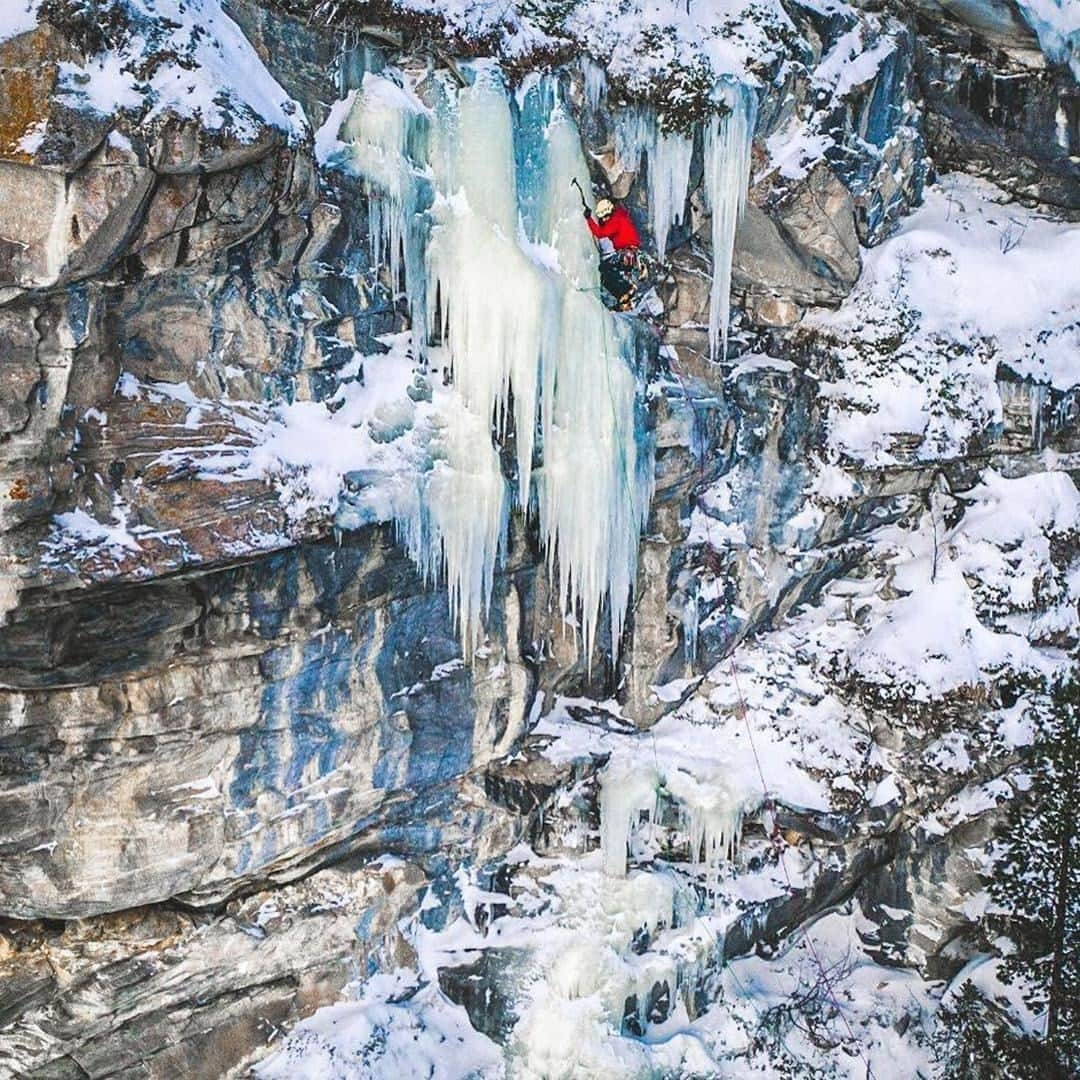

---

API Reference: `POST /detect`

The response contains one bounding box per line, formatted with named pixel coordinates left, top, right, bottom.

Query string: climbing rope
left=728, top=660, right=877, bottom=1080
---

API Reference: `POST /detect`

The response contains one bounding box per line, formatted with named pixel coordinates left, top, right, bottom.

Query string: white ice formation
left=703, top=82, right=757, bottom=361
left=340, top=73, right=432, bottom=344
left=614, top=80, right=757, bottom=359
left=599, top=754, right=746, bottom=879
left=599, top=759, right=660, bottom=877
left=338, top=62, right=755, bottom=660
left=1015, top=0, right=1080, bottom=81
left=340, top=65, right=654, bottom=662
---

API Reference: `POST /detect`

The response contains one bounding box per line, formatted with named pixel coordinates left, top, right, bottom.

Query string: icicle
left=341, top=72, right=432, bottom=347
left=425, top=66, right=551, bottom=515
left=703, top=83, right=756, bottom=362
left=614, top=100, right=749, bottom=314
left=389, top=400, right=507, bottom=658
left=599, top=757, right=745, bottom=880
left=1030, top=380, right=1048, bottom=450
left=649, top=126, right=694, bottom=261
left=664, top=768, right=745, bottom=887
left=534, top=103, right=653, bottom=663
left=581, top=57, right=607, bottom=114
left=684, top=798, right=744, bottom=871
left=681, top=586, right=699, bottom=666
left=613, top=106, right=693, bottom=258
left=599, top=759, right=660, bottom=877
left=613, top=105, right=654, bottom=177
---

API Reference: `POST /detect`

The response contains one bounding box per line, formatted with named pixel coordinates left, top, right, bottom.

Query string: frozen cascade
left=341, top=73, right=432, bottom=347
left=1030, top=380, right=1049, bottom=450
left=530, top=95, right=654, bottom=661
left=681, top=580, right=700, bottom=665
left=581, top=56, right=607, bottom=114
left=600, top=755, right=747, bottom=880
left=599, top=759, right=660, bottom=877
left=649, top=128, right=694, bottom=261
left=392, top=397, right=508, bottom=658
left=664, top=768, right=745, bottom=875
left=704, top=82, right=757, bottom=361
left=340, top=64, right=652, bottom=660
left=612, top=108, right=693, bottom=261
left=508, top=869, right=725, bottom=1077
left=425, top=69, right=550, bottom=516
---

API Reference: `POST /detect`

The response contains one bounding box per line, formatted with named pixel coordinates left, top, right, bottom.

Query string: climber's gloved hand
left=582, top=207, right=592, bottom=219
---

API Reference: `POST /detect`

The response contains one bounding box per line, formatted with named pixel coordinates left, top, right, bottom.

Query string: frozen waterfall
left=600, top=754, right=747, bottom=880
left=341, top=66, right=652, bottom=662
left=341, top=72, right=432, bottom=350
left=339, top=63, right=754, bottom=661
left=613, top=107, right=694, bottom=262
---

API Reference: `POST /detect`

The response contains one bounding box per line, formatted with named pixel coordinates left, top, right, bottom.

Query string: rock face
left=1, top=857, right=425, bottom=1076
left=0, top=0, right=1078, bottom=1076
left=0, top=530, right=533, bottom=920
left=914, top=6, right=1080, bottom=213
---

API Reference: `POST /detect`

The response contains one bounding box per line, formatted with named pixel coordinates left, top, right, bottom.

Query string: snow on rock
left=52, top=0, right=308, bottom=142
left=46, top=505, right=141, bottom=558
left=700, top=909, right=938, bottom=1076
left=538, top=459, right=1079, bottom=887
left=370, top=0, right=796, bottom=93
left=812, top=21, right=898, bottom=101
left=244, top=333, right=440, bottom=525
left=254, top=971, right=504, bottom=1080
left=757, top=10, right=908, bottom=190
left=537, top=647, right=865, bottom=864
left=847, top=470, right=1080, bottom=700
left=0, top=0, right=39, bottom=46
left=810, top=174, right=1080, bottom=465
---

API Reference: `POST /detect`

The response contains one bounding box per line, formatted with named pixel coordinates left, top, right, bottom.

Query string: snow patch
left=0, top=0, right=39, bottom=45
left=55, top=0, right=307, bottom=142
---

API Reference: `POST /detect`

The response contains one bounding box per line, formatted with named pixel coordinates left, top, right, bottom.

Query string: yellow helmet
left=595, top=198, right=614, bottom=220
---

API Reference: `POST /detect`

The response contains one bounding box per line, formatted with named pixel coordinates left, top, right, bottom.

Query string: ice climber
left=583, top=197, right=643, bottom=310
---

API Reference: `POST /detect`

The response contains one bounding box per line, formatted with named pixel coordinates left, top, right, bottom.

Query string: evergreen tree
left=933, top=983, right=1061, bottom=1080
left=989, top=672, right=1080, bottom=1075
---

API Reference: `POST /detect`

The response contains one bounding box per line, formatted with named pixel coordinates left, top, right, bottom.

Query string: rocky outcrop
left=0, top=528, right=535, bottom=919
left=903, top=0, right=1080, bottom=213
left=0, top=857, right=424, bottom=1077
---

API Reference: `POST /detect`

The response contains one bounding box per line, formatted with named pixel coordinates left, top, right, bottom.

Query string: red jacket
left=587, top=205, right=640, bottom=250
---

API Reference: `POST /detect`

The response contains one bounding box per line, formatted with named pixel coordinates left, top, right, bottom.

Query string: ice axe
left=570, top=177, right=589, bottom=213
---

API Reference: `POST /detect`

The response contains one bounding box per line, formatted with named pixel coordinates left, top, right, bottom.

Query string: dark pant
left=599, top=251, right=637, bottom=301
